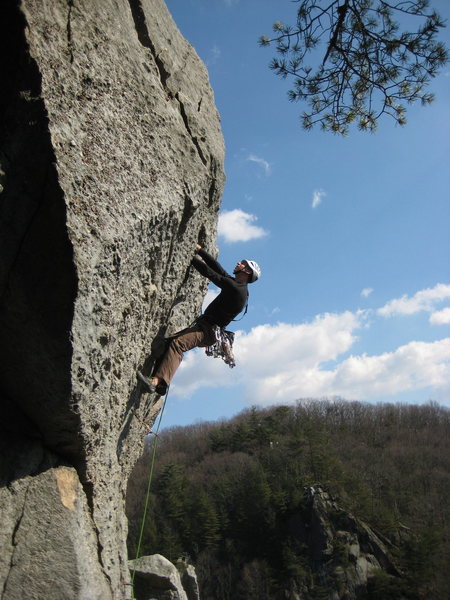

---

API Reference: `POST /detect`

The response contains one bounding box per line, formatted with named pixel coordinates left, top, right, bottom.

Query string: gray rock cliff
left=287, top=485, right=402, bottom=599
left=0, top=0, right=224, bottom=598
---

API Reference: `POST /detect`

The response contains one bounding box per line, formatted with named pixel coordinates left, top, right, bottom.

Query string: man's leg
left=138, top=326, right=215, bottom=393
left=154, top=326, right=215, bottom=387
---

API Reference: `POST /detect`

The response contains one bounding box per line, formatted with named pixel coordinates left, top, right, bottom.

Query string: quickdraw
left=205, top=326, right=236, bottom=368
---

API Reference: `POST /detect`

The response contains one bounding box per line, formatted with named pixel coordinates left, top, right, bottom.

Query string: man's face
left=233, top=260, right=249, bottom=275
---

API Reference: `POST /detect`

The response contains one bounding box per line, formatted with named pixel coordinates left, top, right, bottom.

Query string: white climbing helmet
left=242, top=259, right=261, bottom=283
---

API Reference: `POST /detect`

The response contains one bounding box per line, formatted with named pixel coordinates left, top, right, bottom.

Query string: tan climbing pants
left=153, top=324, right=216, bottom=386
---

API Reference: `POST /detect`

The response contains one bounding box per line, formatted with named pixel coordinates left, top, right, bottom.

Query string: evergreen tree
left=157, top=463, right=190, bottom=545
left=189, top=488, right=221, bottom=548
left=259, top=0, right=448, bottom=133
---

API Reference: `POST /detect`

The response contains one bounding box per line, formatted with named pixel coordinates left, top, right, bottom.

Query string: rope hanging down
left=130, top=387, right=169, bottom=598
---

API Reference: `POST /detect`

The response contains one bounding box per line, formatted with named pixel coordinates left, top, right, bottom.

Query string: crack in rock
left=175, top=93, right=207, bottom=166
left=67, top=0, right=75, bottom=63
left=127, top=0, right=207, bottom=167
left=2, top=480, right=32, bottom=597
left=127, top=0, right=169, bottom=88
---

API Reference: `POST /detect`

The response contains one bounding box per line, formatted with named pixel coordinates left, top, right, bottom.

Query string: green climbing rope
left=130, top=388, right=168, bottom=598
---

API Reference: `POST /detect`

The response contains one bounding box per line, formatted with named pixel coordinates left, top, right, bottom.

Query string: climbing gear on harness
left=242, top=259, right=261, bottom=283
left=137, top=371, right=168, bottom=396
left=205, top=326, right=236, bottom=368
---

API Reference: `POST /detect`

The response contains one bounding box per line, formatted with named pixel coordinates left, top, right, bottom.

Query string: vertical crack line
left=67, top=0, right=75, bottom=64
left=175, top=93, right=207, bottom=167
left=177, top=190, right=195, bottom=239
left=78, top=480, right=113, bottom=587
left=207, top=178, right=216, bottom=208
left=126, top=0, right=208, bottom=167
left=127, top=0, right=169, bottom=89
left=2, top=482, right=32, bottom=597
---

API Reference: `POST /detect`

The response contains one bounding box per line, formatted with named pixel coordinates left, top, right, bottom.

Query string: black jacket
left=192, top=249, right=248, bottom=327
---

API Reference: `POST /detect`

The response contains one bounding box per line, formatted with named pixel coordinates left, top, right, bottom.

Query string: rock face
left=0, top=1, right=224, bottom=598
left=288, top=485, right=401, bottom=599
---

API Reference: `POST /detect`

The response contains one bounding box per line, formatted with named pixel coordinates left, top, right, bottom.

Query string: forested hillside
left=126, top=401, right=450, bottom=599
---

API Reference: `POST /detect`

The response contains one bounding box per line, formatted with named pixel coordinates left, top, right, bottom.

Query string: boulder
left=129, top=554, right=189, bottom=600
left=0, top=0, right=224, bottom=597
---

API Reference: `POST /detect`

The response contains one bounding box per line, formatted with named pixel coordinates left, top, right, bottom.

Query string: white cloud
left=246, top=154, right=271, bottom=176
left=361, top=287, right=374, bottom=298
left=237, top=312, right=361, bottom=373
left=202, top=289, right=219, bottom=312
left=170, top=311, right=364, bottom=399
left=312, top=189, right=326, bottom=209
left=378, top=283, right=450, bottom=317
left=330, top=339, right=450, bottom=398
left=430, top=307, right=450, bottom=325
left=171, top=349, right=233, bottom=398
left=218, top=209, right=268, bottom=243
left=169, top=284, right=450, bottom=410
left=172, top=323, right=450, bottom=406
left=206, top=44, right=221, bottom=65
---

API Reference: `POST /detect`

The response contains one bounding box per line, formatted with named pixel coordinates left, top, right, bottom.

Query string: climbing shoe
left=155, top=381, right=168, bottom=396
left=137, top=371, right=157, bottom=393
left=137, top=371, right=168, bottom=396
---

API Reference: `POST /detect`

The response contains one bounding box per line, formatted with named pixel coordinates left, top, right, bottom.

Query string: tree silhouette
left=259, top=0, right=448, bottom=133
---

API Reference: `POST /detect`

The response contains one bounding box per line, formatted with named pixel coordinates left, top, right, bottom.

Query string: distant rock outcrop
left=287, top=485, right=402, bottom=599
left=176, top=558, right=201, bottom=600
left=0, top=0, right=224, bottom=598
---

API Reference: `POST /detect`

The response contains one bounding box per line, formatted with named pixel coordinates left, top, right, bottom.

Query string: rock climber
left=137, top=244, right=261, bottom=395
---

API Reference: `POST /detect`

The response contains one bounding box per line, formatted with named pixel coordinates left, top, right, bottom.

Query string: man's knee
left=172, top=329, right=205, bottom=353
left=171, top=335, right=194, bottom=354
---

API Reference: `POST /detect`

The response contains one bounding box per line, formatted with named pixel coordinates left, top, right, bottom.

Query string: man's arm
left=194, top=245, right=229, bottom=278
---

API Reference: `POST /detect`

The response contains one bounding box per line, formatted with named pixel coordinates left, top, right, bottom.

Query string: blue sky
left=161, top=0, right=450, bottom=429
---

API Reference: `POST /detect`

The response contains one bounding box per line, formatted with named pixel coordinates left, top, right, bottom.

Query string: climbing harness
left=130, top=385, right=169, bottom=599
left=231, top=291, right=249, bottom=322
left=205, top=326, right=236, bottom=368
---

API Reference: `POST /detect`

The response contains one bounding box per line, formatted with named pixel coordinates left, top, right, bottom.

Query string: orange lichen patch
left=55, top=467, right=78, bottom=510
